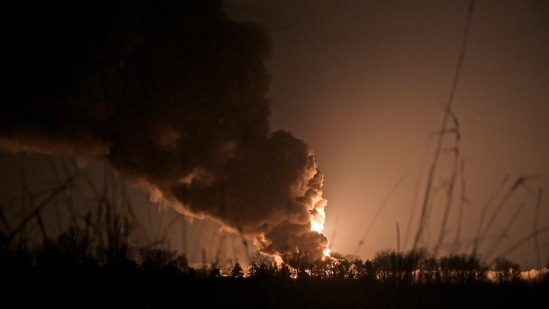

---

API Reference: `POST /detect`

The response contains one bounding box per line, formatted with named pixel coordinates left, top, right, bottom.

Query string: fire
left=310, top=195, right=331, bottom=258
left=322, top=246, right=331, bottom=257
left=310, top=193, right=327, bottom=232
left=310, top=214, right=325, bottom=233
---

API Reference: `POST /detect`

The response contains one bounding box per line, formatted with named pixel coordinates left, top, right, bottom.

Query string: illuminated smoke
left=0, top=0, right=329, bottom=260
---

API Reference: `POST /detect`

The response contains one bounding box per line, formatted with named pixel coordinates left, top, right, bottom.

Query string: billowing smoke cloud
left=0, top=0, right=329, bottom=260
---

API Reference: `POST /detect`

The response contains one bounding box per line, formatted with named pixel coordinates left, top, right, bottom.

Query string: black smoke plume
left=0, top=0, right=329, bottom=260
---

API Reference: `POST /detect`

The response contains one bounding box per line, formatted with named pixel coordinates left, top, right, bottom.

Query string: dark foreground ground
left=3, top=269, right=548, bottom=308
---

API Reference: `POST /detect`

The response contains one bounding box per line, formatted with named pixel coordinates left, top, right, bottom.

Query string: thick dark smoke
left=0, top=0, right=329, bottom=260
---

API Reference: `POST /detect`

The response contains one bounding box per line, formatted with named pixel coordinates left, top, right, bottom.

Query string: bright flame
left=310, top=217, right=324, bottom=233
left=322, top=246, right=331, bottom=257
left=309, top=195, right=330, bottom=258
left=310, top=195, right=327, bottom=233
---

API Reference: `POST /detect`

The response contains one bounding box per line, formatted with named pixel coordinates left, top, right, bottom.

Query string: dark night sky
left=1, top=0, right=548, bottom=269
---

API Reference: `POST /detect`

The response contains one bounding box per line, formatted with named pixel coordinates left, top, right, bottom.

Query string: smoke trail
left=0, top=0, right=329, bottom=260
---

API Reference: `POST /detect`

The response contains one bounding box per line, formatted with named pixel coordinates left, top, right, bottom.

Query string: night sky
left=1, top=0, right=548, bottom=269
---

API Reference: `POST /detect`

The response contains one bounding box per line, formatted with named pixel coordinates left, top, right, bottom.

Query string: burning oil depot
left=1, top=1, right=549, bottom=307
left=0, top=0, right=331, bottom=263
left=1, top=0, right=548, bottom=288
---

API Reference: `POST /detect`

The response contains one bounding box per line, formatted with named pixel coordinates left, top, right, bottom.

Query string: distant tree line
left=2, top=220, right=549, bottom=308
left=2, top=221, right=546, bottom=286
left=244, top=249, right=537, bottom=285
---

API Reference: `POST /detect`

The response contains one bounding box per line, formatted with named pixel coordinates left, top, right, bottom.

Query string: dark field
left=3, top=259, right=547, bottom=308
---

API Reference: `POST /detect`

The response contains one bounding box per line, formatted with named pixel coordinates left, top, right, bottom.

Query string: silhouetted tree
left=491, top=257, right=521, bottom=284
left=363, top=259, right=376, bottom=282
left=439, top=254, right=484, bottom=284
left=139, top=247, right=188, bottom=275
left=98, top=216, right=137, bottom=270
left=329, top=252, right=352, bottom=279
left=231, top=262, right=244, bottom=278
left=36, top=225, right=97, bottom=270
left=401, top=250, right=425, bottom=284
left=284, top=250, right=313, bottom=279
left=140, top=247, right=173, bottom=270
left=417, top=254, right=439, bottom=284
left=311, top=256, right=331, bottom=279
left=172, top=253, right=190, bottom=274
left=347, top=258, right=365, bottom=279
left=248, top=251, right=277, bottom=278
left=373, top=249, right=405, bottom=282
left=275, top=262, right=292, bottom=279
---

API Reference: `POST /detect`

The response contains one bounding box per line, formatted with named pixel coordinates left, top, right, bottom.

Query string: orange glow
left=310, top=216, right=324, bottom=233
left=310, top=191, right=327, bottom=232
left=309, top=194, right=331, bottom=258
left=322, top=246, right=331, bottom=258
